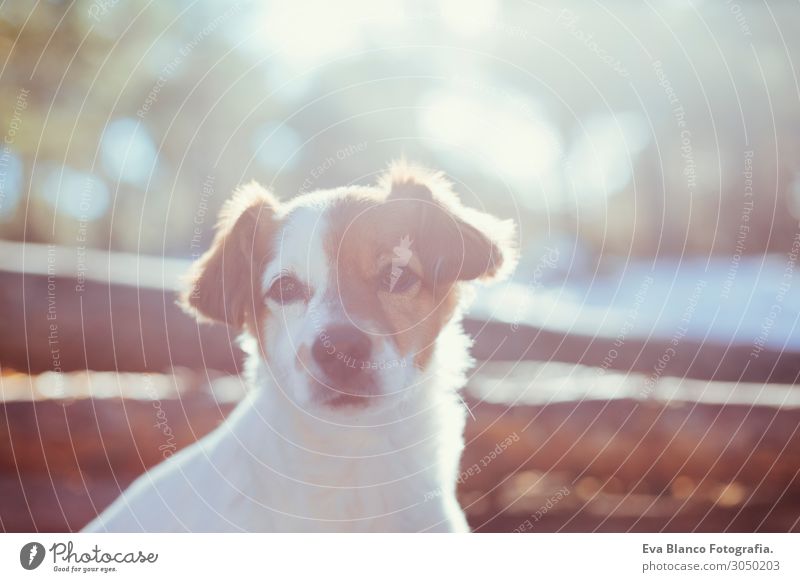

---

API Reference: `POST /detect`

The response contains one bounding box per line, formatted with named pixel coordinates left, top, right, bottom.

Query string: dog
left=83, top=162, right=516, bottom=532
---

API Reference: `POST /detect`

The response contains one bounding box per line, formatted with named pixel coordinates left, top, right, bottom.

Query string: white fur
left=84, top=193, right=473, bottom=532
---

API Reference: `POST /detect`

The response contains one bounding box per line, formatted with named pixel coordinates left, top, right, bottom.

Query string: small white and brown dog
left=84, top=162, right=516, bottom=532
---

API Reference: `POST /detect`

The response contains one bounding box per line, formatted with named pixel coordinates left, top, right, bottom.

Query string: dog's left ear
left=383, top=162, right=517, bottom=287
left=180, top=182, right=279, bottom=331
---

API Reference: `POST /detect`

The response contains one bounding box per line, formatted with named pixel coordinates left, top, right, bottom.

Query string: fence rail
left=2, top=242, right=797, bottom=382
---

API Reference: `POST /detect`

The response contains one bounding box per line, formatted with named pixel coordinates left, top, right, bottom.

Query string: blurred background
left=0, top=0, right=799, bottom=532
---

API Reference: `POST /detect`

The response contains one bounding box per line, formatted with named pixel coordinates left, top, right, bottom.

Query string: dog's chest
left=260, top=434, right=438, bottom=531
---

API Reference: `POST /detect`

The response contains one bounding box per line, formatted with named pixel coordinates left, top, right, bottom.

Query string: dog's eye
left=266, top=275, right=307, bottom=304
left=379, top=265, right=420, bottom=294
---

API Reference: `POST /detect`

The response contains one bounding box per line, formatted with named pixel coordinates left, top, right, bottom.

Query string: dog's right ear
left=180, top=182, right=279, bottom=330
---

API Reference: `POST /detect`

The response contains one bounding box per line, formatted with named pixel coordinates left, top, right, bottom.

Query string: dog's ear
left=382, top=162, right=517, bottom=287
left=181, top=182, right=279, bottom=330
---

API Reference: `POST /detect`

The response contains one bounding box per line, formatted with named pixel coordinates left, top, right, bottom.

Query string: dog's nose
left=312, top=325, right=372, bottom=385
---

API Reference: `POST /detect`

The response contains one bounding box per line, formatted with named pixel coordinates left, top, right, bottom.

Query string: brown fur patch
left=383, top=161, right=517, bottom=284
left=181, top=182, right=279, bottom=338
left=323, top=191, right=464, bottom=369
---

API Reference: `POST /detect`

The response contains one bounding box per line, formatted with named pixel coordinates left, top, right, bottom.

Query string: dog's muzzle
left=312, top=325, right=373, bottom=396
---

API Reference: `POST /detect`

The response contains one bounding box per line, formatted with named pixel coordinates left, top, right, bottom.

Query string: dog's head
left=182, top=162, right=516, bottom=413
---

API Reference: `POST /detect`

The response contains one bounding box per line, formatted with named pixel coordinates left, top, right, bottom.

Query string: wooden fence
left=1, top=242, right=798, bottom=532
